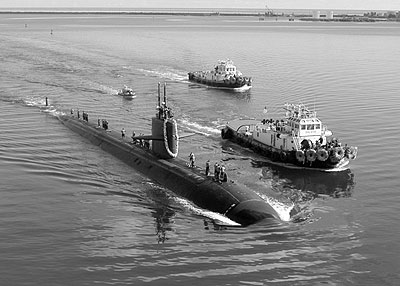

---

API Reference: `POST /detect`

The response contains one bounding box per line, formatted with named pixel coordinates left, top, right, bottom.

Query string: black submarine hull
left=58, top=115, right=280, bottom=226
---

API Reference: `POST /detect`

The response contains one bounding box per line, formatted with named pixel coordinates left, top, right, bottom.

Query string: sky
left=0, top=0, right=398, bottom=11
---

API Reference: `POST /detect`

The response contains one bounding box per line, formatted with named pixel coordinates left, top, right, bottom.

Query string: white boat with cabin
left=188, top=59, right=252, bottom=91
left=221, top=103, right=358, bottom=171
left=117, top=86, right=136, bottom=98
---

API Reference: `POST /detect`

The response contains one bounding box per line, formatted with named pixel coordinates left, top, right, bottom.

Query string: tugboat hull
left=188, top=72, right=252, bottom=91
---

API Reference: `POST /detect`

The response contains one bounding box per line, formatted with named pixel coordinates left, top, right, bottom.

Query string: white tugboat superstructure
left=221, top=103, right=358, bottom=171
left=188, top=59, right=252, bottom=91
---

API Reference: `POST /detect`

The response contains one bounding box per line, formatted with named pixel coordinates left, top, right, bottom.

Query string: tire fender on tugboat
left=329, top=148, right=341, bottom=163
left=317, top=149, right=329, bottom=161
left=306, top=149, right=317, bottom=162
left=335, top=147, right=345, bottom=159
left=296, top=150, right=305, bottom=162
left=346, top=147, right=357, bottom=160
left=280, top=151, right=288, bottom=162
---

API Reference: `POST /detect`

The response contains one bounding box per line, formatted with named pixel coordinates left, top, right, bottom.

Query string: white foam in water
left=179, top=118, right=221, bottom=136
left=174, top=197, right=241, bottom=226
left=97, top=84, right=118, bottom=95
left=263, top=196, right=294, bottom=222
left=24, top=96, right=47, bottom=107
left=24, top=96, right=65, bottom=117
left=138, top=68, right=187, bottom=82
left=175, top=195, right=293, bottom=225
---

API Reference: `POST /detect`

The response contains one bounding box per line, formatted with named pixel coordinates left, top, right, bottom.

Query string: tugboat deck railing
left=284, top=103, right=317, bottom=119
left=227, top=119, right=259, bottom=132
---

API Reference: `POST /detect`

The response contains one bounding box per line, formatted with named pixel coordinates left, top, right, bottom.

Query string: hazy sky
left=1, top=0, right=398, bottom=10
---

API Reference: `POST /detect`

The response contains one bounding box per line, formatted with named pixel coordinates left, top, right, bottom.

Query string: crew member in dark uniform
left=205, top=160, right=210, bottom=176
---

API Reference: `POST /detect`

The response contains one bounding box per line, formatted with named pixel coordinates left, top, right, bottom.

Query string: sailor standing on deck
left=103, top=120, right=108, bottom=130
left=131, top=131, right=136, bottom=143
left=214, top=162, right=220, bottom=182
left=121, top=128, right=126, bottom=139
left=220, top=166, right=227, bottom=182
left=205, top=160, right=210, bottom=176
left=189, top=152, right=195, bottom=168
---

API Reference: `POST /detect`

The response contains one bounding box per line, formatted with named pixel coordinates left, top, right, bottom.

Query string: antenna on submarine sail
left=152, top=82, right=179, bottom=159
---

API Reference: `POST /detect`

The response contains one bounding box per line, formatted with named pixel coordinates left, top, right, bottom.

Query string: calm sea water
left=1, top=13, right=399, bottom=285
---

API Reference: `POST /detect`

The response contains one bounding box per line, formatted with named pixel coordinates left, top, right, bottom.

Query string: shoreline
left=0, top=10, right=398, bottom=22
left=1, top=10, right=267, bottom=16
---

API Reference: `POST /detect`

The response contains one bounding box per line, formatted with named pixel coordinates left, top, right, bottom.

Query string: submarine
left=57, top=83, right=280, bottom=226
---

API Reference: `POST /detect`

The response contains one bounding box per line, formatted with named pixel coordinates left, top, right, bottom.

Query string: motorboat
left=118, top=85, right=136, bottom=98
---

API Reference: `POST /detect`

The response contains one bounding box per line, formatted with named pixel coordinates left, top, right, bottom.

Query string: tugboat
left=117, top=85, right=136, bottom=98
left=221, top=103, right=358, bottom=171
left=188, top=59, right=252, bottom=91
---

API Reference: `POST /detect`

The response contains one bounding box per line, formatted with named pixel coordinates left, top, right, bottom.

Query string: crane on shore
left=265, top=3, right=275, bottom=16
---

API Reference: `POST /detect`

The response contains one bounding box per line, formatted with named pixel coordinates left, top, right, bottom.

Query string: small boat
left=188, top=59, right=252, bottom=91
left=221, top=103, right=358, bottom=171
left=117, top=85, right=136, bottom=98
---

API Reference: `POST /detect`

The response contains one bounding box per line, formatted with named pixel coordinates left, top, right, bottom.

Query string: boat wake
left=178, top=118, right=221, bottom=136
left=138, top=67, right=187, bottom=82
left=174, top=197, right=241, bottom=227
left=24, top=96, right=48, bottom=107
left=255, top=193, right=295, bottom=222
left=266, top=197, right=294, bottom=222
left=146, top=182, right=242, bottom=227
left=23, top=96, right=65, bottom=117
left=97, top=84, right=120, bottom=96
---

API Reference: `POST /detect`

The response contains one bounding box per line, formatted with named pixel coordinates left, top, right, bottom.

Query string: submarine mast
left=151, top=82, right=178, bottom=159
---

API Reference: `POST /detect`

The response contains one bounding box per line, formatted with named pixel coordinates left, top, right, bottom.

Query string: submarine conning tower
left=151, top=82, right=179, bottom=159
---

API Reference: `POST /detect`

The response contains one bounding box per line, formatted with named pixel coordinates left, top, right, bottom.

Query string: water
left=1, top=13, right=399, bottom=285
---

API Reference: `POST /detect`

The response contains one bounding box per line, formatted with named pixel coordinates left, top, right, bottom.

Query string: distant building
left=327, top=11, right=334, bottom=20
